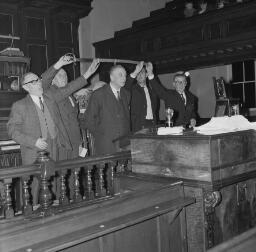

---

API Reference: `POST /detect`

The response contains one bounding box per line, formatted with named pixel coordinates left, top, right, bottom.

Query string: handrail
left=0, top=150, right=132, bottom=220
left=0, top=150, right=131, bottom=180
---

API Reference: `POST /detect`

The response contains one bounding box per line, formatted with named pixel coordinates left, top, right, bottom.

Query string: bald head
left=109, top=65, right=126, bottom=89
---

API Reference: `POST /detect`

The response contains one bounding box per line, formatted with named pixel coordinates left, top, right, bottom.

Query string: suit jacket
left=81, top=84, right=130, bottom=155
left=7, top=71, right=88, bottom=165
left=149, top=77, right=196, bottom=127
left=125, top=75, right=159, bottom=132
left=41, top=66, right=85, bottom=158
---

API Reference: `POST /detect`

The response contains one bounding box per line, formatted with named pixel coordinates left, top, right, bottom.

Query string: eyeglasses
left=174, top=80, right=186, bottom=85
left=23, top=77, right=42, bottom=86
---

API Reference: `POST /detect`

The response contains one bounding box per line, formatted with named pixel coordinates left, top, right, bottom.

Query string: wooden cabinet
left=130, top=129, right=256, bottom=251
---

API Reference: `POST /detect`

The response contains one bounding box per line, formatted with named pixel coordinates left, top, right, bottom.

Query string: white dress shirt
left=143, top=85, right=153, bottom=120
left=110, top=83, right=121, bottom=100
left=30, top=94, right=44, bottom=110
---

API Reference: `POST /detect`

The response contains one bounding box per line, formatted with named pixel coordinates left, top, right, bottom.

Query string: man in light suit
left=147, top=63, right=197, bottom=128
left=81, top=65, right=130, bottom=155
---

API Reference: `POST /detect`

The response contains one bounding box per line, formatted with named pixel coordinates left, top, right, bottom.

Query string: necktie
left=39, top=97, right=44, bottom=112
left=180, top=93, right=185, bottom=105
left=117, top=91, right=121, bottom=101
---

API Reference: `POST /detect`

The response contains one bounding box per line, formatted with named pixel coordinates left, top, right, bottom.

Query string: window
left=231, top=60, right=256, bottom=108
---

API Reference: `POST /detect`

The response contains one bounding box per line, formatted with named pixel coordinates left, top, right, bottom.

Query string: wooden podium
left=130, top=129, right=256, bottom=251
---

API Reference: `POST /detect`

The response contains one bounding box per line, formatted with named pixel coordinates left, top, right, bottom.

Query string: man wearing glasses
left=146, top=63, right=197, bottom=128
left=7, top=57, right=99, bottom=205
left=8, top=57, right=99, bottom=164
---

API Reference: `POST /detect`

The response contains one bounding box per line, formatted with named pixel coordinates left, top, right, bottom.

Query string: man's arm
left=7, top=103, right=38, bottom=148
left=80, top=92, right=101, bottom=135
left=146, top=62, right=169, bottom=102
left=41, top=54, right=75, bottom=91
left=48, top=59, right=100, bottom=103
left=124, top=61, right=144, bottom=90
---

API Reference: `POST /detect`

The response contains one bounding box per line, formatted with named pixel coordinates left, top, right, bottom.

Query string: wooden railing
left=0, top=150, right=131, bottom=220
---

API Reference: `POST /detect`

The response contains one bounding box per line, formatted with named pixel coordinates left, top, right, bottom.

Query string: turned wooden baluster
left=4, top=178, right=14, bottom=219
left=59, top=170, right=68, bottom=205
left=85, top=166, right=94, bottom=200
left=22, top=176, right=32, bottom=215
left=39, top=174, right=52, bottom=210
left=73, top=168, right=82, bottom=202
left=36, top=151, right=55, bottom=211
left=107, top=161, right=116, bottom=196
left=97, top=163, right=106, bottom=197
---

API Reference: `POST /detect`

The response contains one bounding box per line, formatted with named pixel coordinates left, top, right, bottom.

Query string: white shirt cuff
left=130, top=73, right=136, bottom=79
left=147, top=74, right=154, bottom=80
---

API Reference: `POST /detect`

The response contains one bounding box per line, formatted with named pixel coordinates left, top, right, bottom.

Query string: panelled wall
left=0, top=0, right=92, bottom=140
left=79, top=0, right=256, bottom=119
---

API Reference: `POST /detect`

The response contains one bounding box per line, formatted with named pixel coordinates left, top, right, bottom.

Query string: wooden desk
left=0, top=174, right=193, bottom=252
left=130, top=129, right=256, bottom=251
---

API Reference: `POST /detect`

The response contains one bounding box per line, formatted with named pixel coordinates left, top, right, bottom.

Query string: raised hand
left=145, top=62, right=153, bottom=76
left=83, top=58, right=100, bottom=79
left=54, top=53, right=75, bottom=69
left=132, top=61, right=144, bottom=77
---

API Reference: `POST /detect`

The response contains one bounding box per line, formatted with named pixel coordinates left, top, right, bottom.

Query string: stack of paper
left=195, top=115, right=256, bottom=135
left=157, top=126, right=184, bottom=135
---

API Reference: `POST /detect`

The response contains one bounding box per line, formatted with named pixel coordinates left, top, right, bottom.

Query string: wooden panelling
left=27, top=44, right=47, bottom=75
left=94, top=1, right=256, bottom=74
left=25, top=16, right=45, bottom=40
left=130, top=129, right=256, bottom=250
left=56, top=22, right=73, bottom=43
left=209, top=214, right=256, bottom=252
left=0, top=175, right=193, bottom=252
left=0, top=0, right=91, bottom=139
left=0, top=13, right=12, bottom=35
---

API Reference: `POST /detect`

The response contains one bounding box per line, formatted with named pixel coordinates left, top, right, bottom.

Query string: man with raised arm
left=125, top=61, right=159, bottom=132
left=146, top=62, right=197, bottom=128
left=81, top=65, right=130, bottom=155
left=8, top=57, right=99, bottom=164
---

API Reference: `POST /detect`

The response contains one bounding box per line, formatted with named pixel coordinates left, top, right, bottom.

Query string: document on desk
left=195, top=115, right=256, bottom=135
left=157, top=126, right=184, bottom=135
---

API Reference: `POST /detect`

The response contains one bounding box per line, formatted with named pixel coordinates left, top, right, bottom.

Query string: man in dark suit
left=8, top=58, right=99, bottom=164
left=146, top=63, right=197, bottom=127
left=7, top=58, right=99, bottom=205
left=41, top=65, right=82, bottom=159
left=82, top=65, right=130, bottom=155
left=125, top=61, right=159, bottom=132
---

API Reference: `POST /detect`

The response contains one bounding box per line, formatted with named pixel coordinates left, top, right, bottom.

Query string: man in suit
left=41, top=65, right=81, bottom=159
left=81, top=65, right=130, bottom=155
left=146, top=63, right=197, bottom=127
left=8, top=57, right=99, bottom=164
left=125, top=61, right=159, bottom=132
left=7, top=58, right=99, bottom=205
